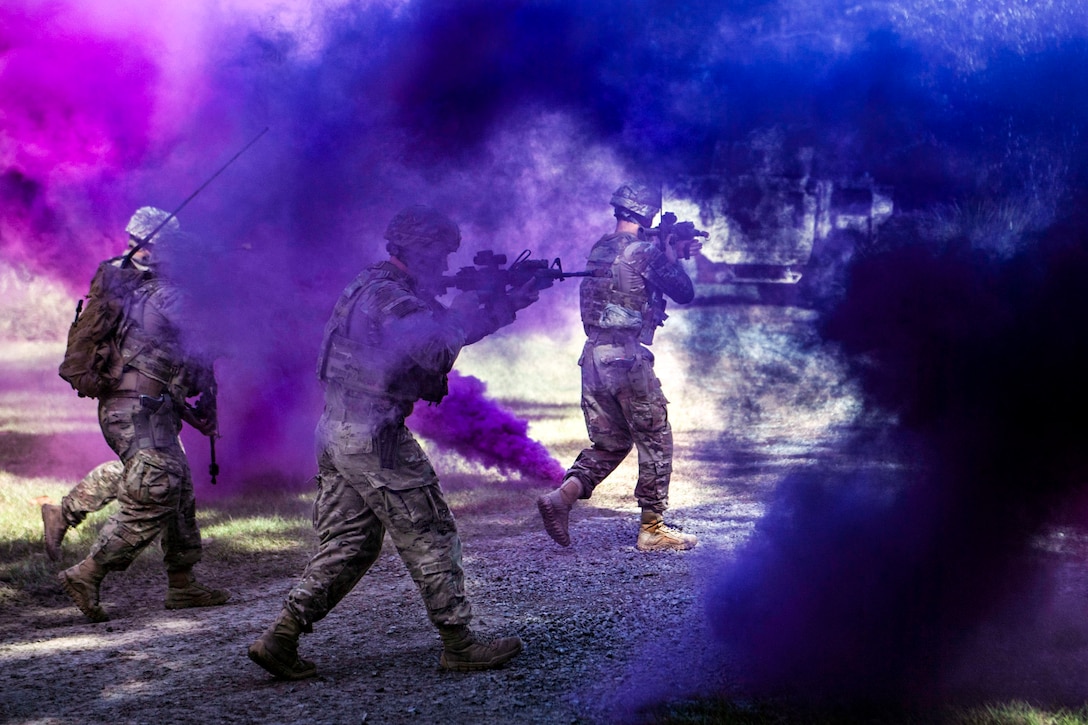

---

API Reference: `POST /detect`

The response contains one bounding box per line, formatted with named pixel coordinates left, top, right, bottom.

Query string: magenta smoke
left=409, top=371, right=564, bottom=484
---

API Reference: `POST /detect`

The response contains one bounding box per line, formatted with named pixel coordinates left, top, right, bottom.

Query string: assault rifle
left=180, top=382, right=220, bottom=485
left=438, top=249, right=597, bottom=298
left=642, top=211, right=709, bottom=260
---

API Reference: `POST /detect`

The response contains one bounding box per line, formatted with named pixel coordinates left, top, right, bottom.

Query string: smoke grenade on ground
left=410, top=370, right=564, bottom=484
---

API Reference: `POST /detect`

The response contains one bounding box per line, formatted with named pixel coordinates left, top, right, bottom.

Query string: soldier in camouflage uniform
left=248, top=205, right=537, bottom=680
left=41, top=460, right=124, bottom=561
left=57, top=207, right=229, bottom=622
left=537, top=183, right=701, bottom=552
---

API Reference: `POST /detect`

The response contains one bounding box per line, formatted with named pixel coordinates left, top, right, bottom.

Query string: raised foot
left=42, top=504, right=68, bottom=562
left=536, top=491, right=571, bottom=547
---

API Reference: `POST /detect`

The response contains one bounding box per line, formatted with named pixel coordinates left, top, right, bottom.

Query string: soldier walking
left=56, top=207, right=229, bottom=621
left=248, top=205, right=537, bottom=679
left=537, top=183, right=702, bottom=551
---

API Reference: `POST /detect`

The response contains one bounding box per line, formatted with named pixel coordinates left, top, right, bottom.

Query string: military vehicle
left=667, top=130, right=893, bottom=305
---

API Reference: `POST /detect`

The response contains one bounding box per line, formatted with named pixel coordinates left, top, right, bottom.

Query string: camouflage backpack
left=58, top=260, right=149, bottom=398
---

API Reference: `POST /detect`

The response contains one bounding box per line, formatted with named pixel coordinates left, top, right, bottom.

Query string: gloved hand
left=507, top=278, right=540, bottom=312
left=181, top=401, right=218, bottom=437
left=447, top=290, right=484, bottom=317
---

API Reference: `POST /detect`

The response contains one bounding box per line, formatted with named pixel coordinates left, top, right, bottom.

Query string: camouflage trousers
left=87, top=395, right=203, bottom=572
left=283, top=420, right=471, bottom=631
left=60, top=460, right=124, bottom=527
left=565, top=340, right=673, bottom=514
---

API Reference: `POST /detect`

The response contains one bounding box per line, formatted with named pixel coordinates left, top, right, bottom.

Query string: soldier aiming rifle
left=643, top=211, right=709, bottom=260
left=537, top=182, right=706, bottom=552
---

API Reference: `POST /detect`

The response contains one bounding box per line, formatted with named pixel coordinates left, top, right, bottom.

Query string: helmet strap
left=614, top=206, right=652, bottom=228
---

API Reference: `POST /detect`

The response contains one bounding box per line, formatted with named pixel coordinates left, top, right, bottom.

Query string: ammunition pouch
left=132, top=393, right=179, bottom=453
left=374, top=422, right=401, bottom=470
left=122, top=336, right=191, bottom=399
left=326, top=333, right=448, bottom=405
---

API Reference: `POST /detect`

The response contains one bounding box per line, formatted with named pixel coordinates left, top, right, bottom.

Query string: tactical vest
left=118, top=279, right=195, bottom=400
left=579, top=233, right=666, bottom=345
left=316, top=264, right=449, bottom=407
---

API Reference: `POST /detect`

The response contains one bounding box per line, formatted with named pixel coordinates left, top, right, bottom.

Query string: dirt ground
left=0, top=426, right=767, bottom=725
left=5, top=305, right=1088, bottom=724
left=0, top=314, right=785, bottom=725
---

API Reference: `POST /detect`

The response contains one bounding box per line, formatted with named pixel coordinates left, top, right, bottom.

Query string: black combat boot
left=58, top=558, right=109, bottom=622
left=42, top=503, right=69, bottom=561
left=248, top=609, right=318, bottom=680
left=438, top=624, right=523, bottom=671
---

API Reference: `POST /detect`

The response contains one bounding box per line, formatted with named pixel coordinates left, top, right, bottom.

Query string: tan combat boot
left=42, top=503, right=69, bottom=562
left=58, top=558, right=109, bottom=622
left=438, top=625, right=523, bottom=671
left=248, top=609, right=318, bottom=680
left=636, top=511, right=697, bottom=552
left=165, top=569, right=231, bottom=610
left=536, top=477, right=582, bottom=547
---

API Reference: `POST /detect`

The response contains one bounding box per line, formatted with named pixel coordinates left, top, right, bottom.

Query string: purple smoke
left=410, top=371, right=564, bottom=484
left=8, top=0, right=1088, bottom=711
left=3, top=0, right=614, bottom=489
left=0, top=3, right=160, bottom=284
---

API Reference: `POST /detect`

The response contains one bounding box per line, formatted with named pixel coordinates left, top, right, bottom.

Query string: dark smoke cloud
left=707, top=198, right=1088, bottom=703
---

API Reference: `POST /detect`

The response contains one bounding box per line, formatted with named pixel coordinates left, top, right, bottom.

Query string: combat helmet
left=610, top=183, right=661, bottom=228
left=384, top=205, right=461, bottom=256
left=125, top=206, right=180, bottom=244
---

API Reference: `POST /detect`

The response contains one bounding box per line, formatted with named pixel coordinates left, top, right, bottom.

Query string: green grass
left=956, top=702, right=1088, bottom=725
left=194, top=494, right=317, bottom=562
left=0, top=471, right=109, bottom=605
left=0, top=471, right=316, bottom=607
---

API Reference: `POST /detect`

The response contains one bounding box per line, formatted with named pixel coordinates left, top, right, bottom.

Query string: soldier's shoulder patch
left=366, top=278, right=428, bottom=319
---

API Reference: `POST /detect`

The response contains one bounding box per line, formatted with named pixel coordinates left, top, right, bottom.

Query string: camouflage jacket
left=318, top=261, right=510, bottom=426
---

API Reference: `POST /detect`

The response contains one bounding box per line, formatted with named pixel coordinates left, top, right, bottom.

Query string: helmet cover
left=125, top=206, right=180, bottom=243
left=610, top=183, right=661, bottom=226
left=384, top=205, right=461, bottom=254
